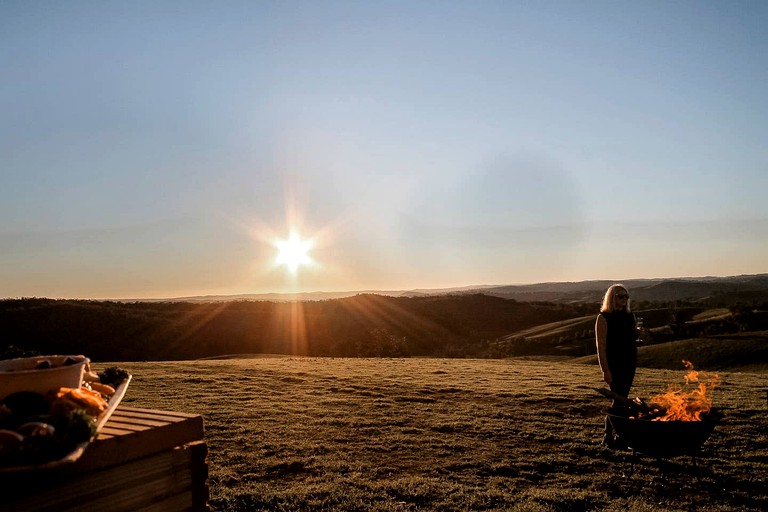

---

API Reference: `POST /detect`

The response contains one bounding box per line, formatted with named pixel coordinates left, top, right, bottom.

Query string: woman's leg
left=604, top=364, right=636, bottom=446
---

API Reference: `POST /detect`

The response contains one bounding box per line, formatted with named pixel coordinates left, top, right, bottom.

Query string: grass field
left=103, top=358, right=768, bottom=511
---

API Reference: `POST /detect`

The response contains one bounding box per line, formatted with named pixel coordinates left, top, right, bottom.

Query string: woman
left=595, top=284, right=638, bottom=448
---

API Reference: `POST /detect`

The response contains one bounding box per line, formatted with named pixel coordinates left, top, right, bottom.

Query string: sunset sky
left=2, top=1, right=766, bottom=299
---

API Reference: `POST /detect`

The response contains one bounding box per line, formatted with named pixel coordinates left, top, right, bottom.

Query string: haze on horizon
left=2, top=1, right=767, bottom=300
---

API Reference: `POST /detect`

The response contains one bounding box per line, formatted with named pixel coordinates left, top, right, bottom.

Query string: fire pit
left=607, top=408, right=722, bottom=458
left=598, top=361, right=723, bottom=459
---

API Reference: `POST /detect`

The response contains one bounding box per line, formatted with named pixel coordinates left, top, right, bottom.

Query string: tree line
left=0, top=295, right=589, bottom=362
left=3, top=295, right=765, bottom=362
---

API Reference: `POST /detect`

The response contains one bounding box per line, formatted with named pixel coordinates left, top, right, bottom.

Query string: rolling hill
left=112, top=274, right=768, bottom=305
left=3, top=281, right=767, bottom=370
left=572, top=331, right=768, bottom=373
left=476, top=274, right=768, bottom=304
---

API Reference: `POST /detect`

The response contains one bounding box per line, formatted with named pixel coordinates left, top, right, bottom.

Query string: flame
left=648, top=360, right=720, bottom=421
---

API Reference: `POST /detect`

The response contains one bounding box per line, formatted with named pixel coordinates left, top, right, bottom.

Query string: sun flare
left=274, top=232, right=313, bottom=273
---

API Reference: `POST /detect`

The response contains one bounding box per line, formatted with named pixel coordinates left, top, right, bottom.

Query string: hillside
left=477, top=274, right=768, bottom=304
left=115, top=358, right=768, bottom=511
left=572, top=331, right=768, bottom=372
left=0, top=295, right=585, bottom=362
left=485, top=303, right=768, bottom=362
left=3, top=293, right=766, bottom=369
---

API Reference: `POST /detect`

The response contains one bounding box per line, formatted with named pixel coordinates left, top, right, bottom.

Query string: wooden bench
left=1, top=407, right=209, bottom=512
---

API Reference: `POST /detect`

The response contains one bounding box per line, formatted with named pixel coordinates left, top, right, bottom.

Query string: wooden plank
left=136, top=491, right=197, bottom=512
left=117, top=406, right=202, bottom=420
left=76, top=468, right=192, bottom=511
left=109, top=417, right=170, bottom=428
left=0, top=408, right=209, bottom=511
left=187, top=441, right=210, bottom=511
left=104, top=419, right=156, bottom=430
left=73, top=407, right=205, bottom=472
left=98, top=425, right=147, bottom=437
left=111, top=412, right=186, bottom=425
left=3, top=446, right=200, bottom=511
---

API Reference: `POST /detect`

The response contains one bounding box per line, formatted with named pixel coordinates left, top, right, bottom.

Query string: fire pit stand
left=606, top=407, right=723, bottom=475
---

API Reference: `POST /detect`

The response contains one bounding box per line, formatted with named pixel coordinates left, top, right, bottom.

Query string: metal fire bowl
left=607, top=409, right=722, bottom=458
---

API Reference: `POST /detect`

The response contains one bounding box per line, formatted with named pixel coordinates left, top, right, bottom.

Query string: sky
left=1, top=1, right=767, bottom=299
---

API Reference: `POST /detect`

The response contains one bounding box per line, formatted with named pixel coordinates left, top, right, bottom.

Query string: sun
left=274, top=232, right=314, bottom=273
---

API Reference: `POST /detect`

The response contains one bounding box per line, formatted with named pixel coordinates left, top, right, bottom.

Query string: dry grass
left=691, top=309, right=732, bottom=322
left=99, top=358, right=768, bottom=511
left=498, top=315, right=594, bottom=340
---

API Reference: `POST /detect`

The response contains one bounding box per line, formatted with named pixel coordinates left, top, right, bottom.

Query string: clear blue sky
left=2, top=1, right=766, bottom=299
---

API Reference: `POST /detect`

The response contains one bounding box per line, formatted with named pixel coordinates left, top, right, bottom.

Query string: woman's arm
left=595, top=314, right=611, bottom=385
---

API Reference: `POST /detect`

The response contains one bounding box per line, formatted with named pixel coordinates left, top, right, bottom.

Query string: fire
left=648, top=360, right=720, bottom=421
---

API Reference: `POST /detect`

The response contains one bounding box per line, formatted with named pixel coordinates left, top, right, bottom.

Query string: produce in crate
left=0, top=356, right=131, bottom=470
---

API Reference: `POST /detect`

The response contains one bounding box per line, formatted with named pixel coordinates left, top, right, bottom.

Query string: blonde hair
left=600, top=284, right=630, bottom=313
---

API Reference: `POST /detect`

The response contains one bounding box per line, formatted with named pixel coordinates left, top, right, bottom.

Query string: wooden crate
left=1, top=407, right=208, bottom=512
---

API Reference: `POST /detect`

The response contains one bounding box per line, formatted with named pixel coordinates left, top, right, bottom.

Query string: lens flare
left=274, top=232, right=314, bottom=274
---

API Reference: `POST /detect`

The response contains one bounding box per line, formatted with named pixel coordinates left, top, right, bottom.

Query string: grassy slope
left=497, top=315, right=594, bottom=341
left=691, top=308, right=732, bottom=322
left=573, top=331, right=768, bottom=373
left=108, top=358, right=768, bottom=512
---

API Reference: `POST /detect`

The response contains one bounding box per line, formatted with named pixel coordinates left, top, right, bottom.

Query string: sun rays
left=274, top=232, right=314, bottom=274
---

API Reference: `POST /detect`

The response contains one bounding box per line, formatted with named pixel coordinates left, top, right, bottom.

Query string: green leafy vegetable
left=98, top=366, right=130, bottom=388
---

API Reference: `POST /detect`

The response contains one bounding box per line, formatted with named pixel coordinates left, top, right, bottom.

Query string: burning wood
left=594, top=387, right=660, bottom=417
left=595, top=360, right=720, bottom=422
left=644, top=360, right=720, bottom=421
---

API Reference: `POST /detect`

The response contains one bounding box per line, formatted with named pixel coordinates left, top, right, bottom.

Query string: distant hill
left=141, top=284, right=496, bottom=303
left=132, top=273, right=768, bottom=306
left=470, top=274, right=768, bottom=305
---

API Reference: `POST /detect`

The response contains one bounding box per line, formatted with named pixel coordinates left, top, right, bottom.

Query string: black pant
left=604, top=362, right=636, bottom=438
